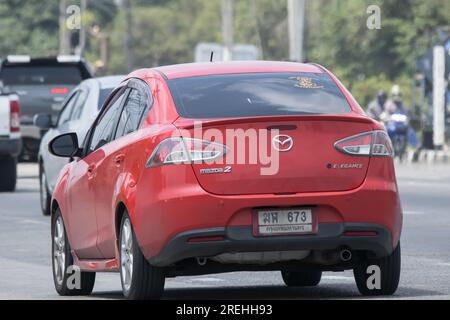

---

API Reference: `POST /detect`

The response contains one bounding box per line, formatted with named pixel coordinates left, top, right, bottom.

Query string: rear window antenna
left=210, top=51, right=214, bottom=62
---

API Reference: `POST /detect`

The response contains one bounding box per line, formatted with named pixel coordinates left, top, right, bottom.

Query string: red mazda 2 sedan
left=49, top=61, right=402, bottom=299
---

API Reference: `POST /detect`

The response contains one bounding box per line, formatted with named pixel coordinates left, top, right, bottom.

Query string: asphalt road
left=0, top=162, right=449, bottom=300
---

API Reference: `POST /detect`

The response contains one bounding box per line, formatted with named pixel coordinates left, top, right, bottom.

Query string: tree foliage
left=0, top=0, right=448, bottom=107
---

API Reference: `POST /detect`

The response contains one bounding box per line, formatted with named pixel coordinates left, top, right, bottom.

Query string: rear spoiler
left=174, top=114, right=376, bottom=130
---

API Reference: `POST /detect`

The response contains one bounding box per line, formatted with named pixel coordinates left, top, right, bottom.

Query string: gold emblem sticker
left=290, top=76, right=324, bottom=89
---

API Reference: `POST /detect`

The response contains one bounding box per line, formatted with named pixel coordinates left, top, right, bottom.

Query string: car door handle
left=87, top=164, right=96, bottom=178
left=114, top=154, right=125, bottom=167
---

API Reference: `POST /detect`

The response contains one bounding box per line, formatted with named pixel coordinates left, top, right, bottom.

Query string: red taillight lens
left=9, top=99, right=20, bottom=133
left=50, top=87, right=69, bottom=94
left=334, top=131, right=393, bottom=157
left=146, top=137, right=228, bottom=168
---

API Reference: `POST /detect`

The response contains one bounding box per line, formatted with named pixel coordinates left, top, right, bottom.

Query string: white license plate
left=255, top=208, right=314, bottom=236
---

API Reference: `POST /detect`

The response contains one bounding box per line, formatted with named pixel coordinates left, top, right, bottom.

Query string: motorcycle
left=381, top=112, right=409, bottom=161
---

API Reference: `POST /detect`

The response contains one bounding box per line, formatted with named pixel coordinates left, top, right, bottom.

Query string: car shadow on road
left=89, top=284, right=443, bottom=300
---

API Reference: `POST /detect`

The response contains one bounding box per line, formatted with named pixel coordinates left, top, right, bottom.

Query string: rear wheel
left=120, top=212, right=165, bottom=300
left=353, top=243, right=401, bottom=296
left=0, top=156, right=17, bottom=192
left=39, top=164, right=52, bottom=216
left=39, top=164, right=51, bottom=216
left=281, top=269, right=322, bottom=287
left=52, top=209, right=96, bottom=296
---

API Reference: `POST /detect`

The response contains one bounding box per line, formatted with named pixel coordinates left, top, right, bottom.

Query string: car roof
left=80, top=75, right=125, bottom=89
left=96, top=75, right=126, bottom=88
left=155, top=61, right=323, bottom=80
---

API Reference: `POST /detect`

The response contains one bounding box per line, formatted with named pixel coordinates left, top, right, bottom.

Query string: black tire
left=281, top=269, right=322, bottom=287
left=353, top=243, right=401, bottom=296
left=0, top=156, right=17, bottom=192
left=52, top=209, right=96, bottom=296
left=39, top=163, right=51, bottom=216
left=119, top=212, right=165, bottom=300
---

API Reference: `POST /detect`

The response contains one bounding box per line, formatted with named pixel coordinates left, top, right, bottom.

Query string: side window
left=88, top=88, right=128, bottom=152
left=57, top=92, right=79, bottom=126
left=115, top=81, right=152, bottom=139
left=70, top=89, right=89, bottom=121
left=115, top=89, right=143, bottom=138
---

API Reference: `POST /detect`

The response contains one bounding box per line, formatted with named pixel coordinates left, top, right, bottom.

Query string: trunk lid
left=175, top=115, right=374, bottom=195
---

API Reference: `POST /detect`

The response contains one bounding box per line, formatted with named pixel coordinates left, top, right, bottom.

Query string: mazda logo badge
left=272, top=135, right=294, bottom=152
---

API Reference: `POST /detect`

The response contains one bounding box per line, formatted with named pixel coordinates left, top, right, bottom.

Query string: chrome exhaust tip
left=196, top=257, right=208, bottom=266
left=339, top=249, right=352, bottom=262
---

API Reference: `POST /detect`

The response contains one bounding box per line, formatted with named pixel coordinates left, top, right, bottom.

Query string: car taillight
left=146, top=137, right=228, bottom=168
left=9, top=99, right=20, bottom=133
left=50, top=87, right=69, bottom=94
left=334, top=131, right=393, bottom=157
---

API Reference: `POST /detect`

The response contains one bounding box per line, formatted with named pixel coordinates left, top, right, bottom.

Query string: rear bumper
left=149, top=223, right=392, bottom=267
left=20, top=124, right=41, bottom=140
left=134, top=157, right=402, bottom=266
left=0, top=138, right=22, bottom=157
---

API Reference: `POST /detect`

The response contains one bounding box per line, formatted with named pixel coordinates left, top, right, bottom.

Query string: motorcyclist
left=367, top=90, right=387, bottom=121
left=383, top=85, right=419, bottom=152
left=384, top=85, right=406, bottom=116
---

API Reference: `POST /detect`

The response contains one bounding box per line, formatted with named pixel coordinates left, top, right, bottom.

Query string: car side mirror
left=49, top=133, right=81, bottom=158
left=34, top=114, right=54, bottom=129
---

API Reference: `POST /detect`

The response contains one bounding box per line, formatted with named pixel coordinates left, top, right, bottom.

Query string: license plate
left=254, top=208, right=315, bottom=236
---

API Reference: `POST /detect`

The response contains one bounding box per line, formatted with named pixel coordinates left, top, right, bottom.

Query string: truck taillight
left=334, top=131, right=393, bottom=157
left=50, top=87, right=69, bottom=94
left=146, top=137, right=228, bottom=168
left=9, top=99, right=20, bottom=133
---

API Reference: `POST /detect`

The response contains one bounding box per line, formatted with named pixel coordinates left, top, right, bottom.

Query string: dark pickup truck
left=0, top=55, right=92, bottom=161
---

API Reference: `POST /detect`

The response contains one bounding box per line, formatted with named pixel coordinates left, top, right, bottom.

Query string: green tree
left=0, top=0, right=59, bottom=57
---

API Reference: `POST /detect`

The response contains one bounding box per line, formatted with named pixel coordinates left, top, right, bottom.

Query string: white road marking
left=20, top=219, right=49, bottom=226
left=403, top=210, right=425, bottom=215
left=437, top=262, right=450, bottom=267
left=190, top=277, right=225, bottom=283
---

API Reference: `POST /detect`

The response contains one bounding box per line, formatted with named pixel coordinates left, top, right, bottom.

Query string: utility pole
left=433, top=45, right=446, bottom=149
left=288, top=0, right=306, bottom=62
left=89, top=25, right=109, bottom=75
left=59, top=0, right=71, bottom=55
left=221, top=0, right=234, bottom=61
left=79, top=0, right=87, bottom=57
left=122, top=0, right=134, bottom=71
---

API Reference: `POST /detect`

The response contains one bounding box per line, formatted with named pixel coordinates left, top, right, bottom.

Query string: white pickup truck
left=0, top=91, right=21, bottom=191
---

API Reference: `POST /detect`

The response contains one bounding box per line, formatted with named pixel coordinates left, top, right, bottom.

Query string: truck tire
left=0, top=156, right=17, bottom=192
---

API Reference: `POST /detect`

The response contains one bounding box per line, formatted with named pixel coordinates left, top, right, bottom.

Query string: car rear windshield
left=167, top=72, right=351, bottom=118
left=1, top=65, right=83, bottom=85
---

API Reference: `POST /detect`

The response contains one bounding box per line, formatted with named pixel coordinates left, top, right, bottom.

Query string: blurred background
left=1, top=0, right=450, bottom=299
left=1, top=0, right=450, bottom=151
left=0, top=0, right=448, bottom=105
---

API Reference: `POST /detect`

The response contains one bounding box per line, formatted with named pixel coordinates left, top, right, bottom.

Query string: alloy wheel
left=53, top=216, right=66, bottom=286
left=120, top=218, right=134, bottom=292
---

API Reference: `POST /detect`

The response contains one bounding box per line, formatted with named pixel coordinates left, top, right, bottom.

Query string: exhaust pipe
left=196, top=257, right=208, bottom=266
left=339, top=249, right=352, bottom=262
